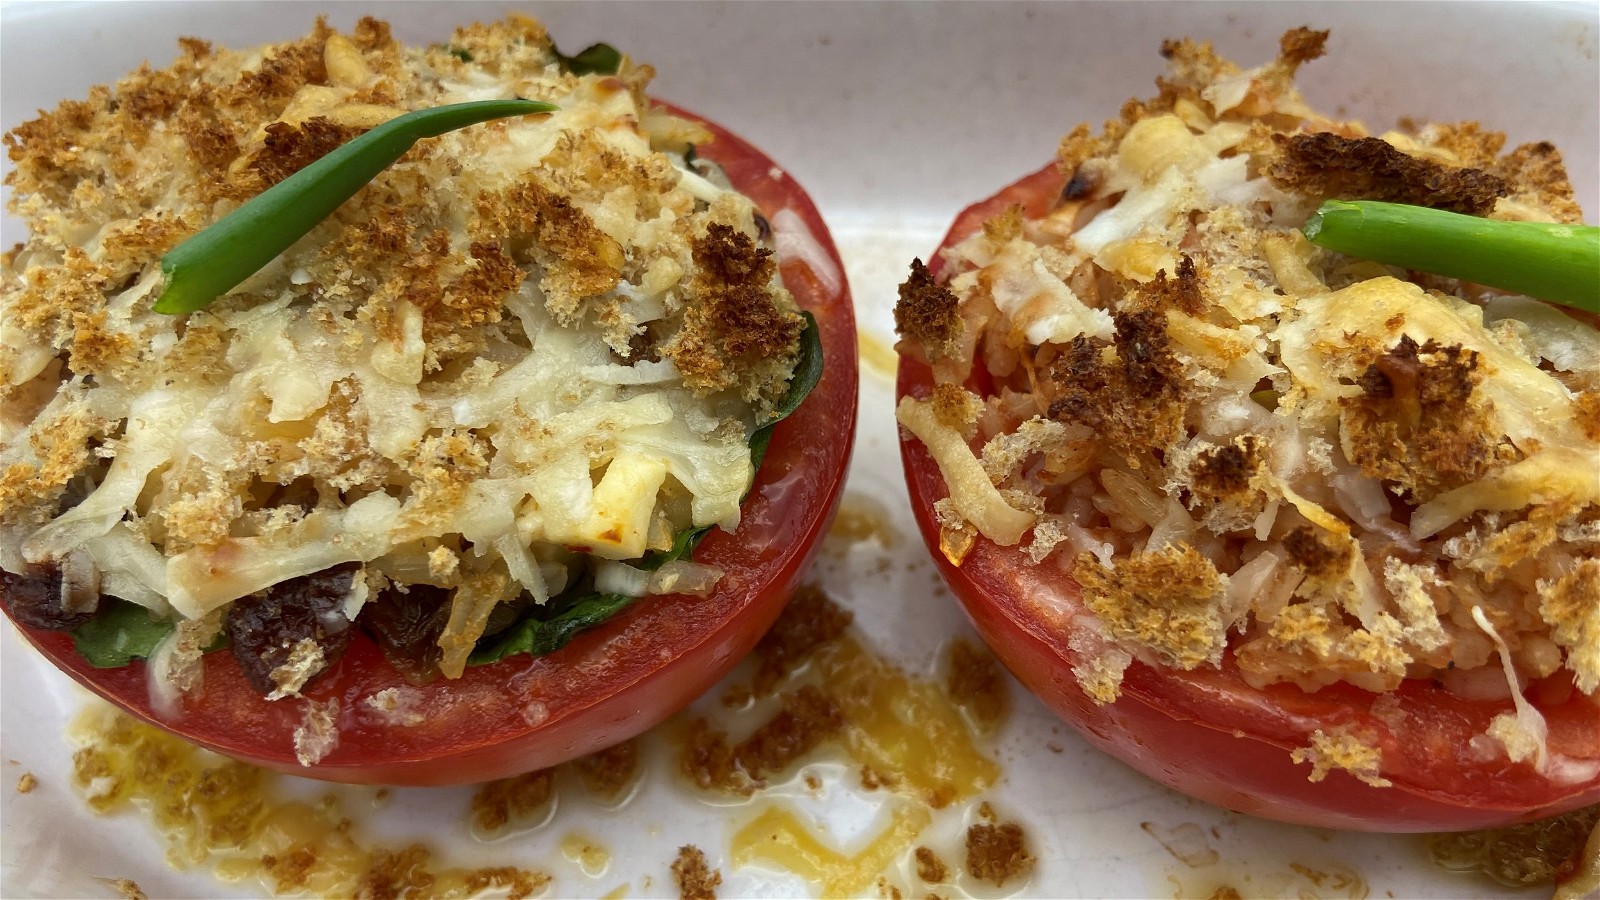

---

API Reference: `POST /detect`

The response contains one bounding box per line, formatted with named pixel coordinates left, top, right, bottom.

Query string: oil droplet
left=560, top=832, right=612, bottom=878
left=732, top=802, right=931, bottom=898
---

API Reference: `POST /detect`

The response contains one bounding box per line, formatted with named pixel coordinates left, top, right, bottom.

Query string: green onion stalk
left=153, top=99, right=557, bottom=314
left=1304, top=200, right=1599, bottom=315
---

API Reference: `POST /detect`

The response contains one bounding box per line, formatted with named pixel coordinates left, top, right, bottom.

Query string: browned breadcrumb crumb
left=671, top=845, right=721, bottom=900
left=1428, top=804, right=1600, bottom=888
left=1541, top=560, right=1600, bottom=693
left=1045, top=306, right=1188, bottom=466
left=944, top=639, right=1009, bottom=733
left=877, top=876, right=904, bottom=899
left=571, top=738, right=639, bottom=801
left=468, top=769, right=554, bottom=834
left=1575, top=392, right=1600, bottom=442
left=965, top=820, right=1035, bottom=887
left=930, top=383, right=982, bottom=435
left=895, top=259, right=962, bottom=360
left=1289, top=726, right=1392, bottom=788
left=475, top=177, right=620, bottom=325
left=1489, top=140, right=1586, bottom=223
left=1277, top=26, right=1330, bottom=67
left=1189, top=435, right=1263, bottom=503
left=682, top=685, right=844, bottom=794
left=748, top=583, right=854, bottom=697
left=1283, top=526, right=1352, bottom=578
left=1342, top=336, right=1511, bottom=501
left=1073, top=545, right=1228, bottom=670
left=666, top=222, right=803, bottom=407
left=1267, top=132, right=1511, bottom=214
left=860, top=765, right=894, bottom=791
left=914, top=846, right=950, bottom=884
left=1135, top=254, right=1205, bottom=316
left=247, top=117, right=368, bottom=189
left=15, top=772, right=36, bottom=793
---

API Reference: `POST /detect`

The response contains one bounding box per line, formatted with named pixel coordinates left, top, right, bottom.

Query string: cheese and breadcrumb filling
left=1, top=17, right=803, bottom=697
left=896, top=29, right=1599, bottom=781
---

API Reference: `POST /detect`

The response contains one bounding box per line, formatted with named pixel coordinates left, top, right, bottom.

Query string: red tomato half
left=898, top=164, right=1600, bottom=832
left=7, top=104, right=858, bottom=787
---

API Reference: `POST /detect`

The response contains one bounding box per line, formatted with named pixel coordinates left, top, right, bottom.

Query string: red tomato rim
left=898, top=163, right=1600, bottom=831
left=4, top=101, right=859, bottom=787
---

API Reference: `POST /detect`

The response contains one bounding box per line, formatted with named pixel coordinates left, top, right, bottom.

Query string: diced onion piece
left=648, top=560, right=724, bottom=597
left=595, top=560, right=651, bottom=598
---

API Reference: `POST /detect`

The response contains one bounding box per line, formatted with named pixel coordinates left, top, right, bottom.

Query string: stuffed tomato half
left=1, top=16, right=856, bottom=786
left=894, top=29, right=1600, bottom=831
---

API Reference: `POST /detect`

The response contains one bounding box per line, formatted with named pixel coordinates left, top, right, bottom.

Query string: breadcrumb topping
left=894, top=27, right=1599, bottom=780
left=1, top=17, right=804, bottom=710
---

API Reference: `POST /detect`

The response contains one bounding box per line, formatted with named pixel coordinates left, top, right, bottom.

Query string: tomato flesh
left=898, top=164, right=1600, bottom=831
left=6, top=104, right=859, bottom=787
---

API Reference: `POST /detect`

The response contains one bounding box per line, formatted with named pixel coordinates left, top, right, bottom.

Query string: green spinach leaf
left=71, top=600, right=176, bottom=668
left=555, top=42, right=624, bottom=76
left=468, top=592, right=636, bottom=665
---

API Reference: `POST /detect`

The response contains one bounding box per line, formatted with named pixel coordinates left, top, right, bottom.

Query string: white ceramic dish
left=2, top=3, right=1595, bottom=898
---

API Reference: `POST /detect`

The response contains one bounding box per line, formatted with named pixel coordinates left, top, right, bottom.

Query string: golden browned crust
left=894, top=259, right=962, bottom=360
left=1073, top=545, right=1227, bottom=670
left=1276, top=26, right=1331, bottom=69
left=247, top=117, right=369, bottom=189
left=1576, top=391, right=1600, bottom=442
left=964, top=819, right=1035, bottom=887
left=944, top=639, right=1009, bottom=733
left=748, top=583, right=853, bottom=697
left=468, top=769, right=555, bottom=834
left=570, top=738, right=640, bottom=801
left=1189, top=435, right=1263, bottom=503
left=1283, top=526, right=1352, bottom=578
left=1491, top=141, right=1585, bottom=224
left=666, top=223, right=803, bottom=405
left=671, top=845, right=722, bottom=900
left=914, top=846, right=949, bottom=884
left=1341, top=336, right=1510, bottom=500
left=1044, top=307, right=1188, bottom=465
left=1267, top=132, right=1511, bottom=215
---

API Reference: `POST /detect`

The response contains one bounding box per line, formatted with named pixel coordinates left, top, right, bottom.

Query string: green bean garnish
left=1303, top=200, right=1600, bottom=314
left=153, top=99, right=557, bottom=315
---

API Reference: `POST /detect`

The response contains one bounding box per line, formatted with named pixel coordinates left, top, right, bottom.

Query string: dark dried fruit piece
left=358, top=582, right=452, bottom=678
left=0, top=565, right=96, bottom=631
left=226, top=563, right=357, bottom=695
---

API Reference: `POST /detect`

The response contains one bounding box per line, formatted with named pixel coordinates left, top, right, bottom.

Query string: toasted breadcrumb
left=914, top=846, right=950, bottom=884
left=895, top=259, right=962, bottom=360
left=469, top=769, right=555, bottom=834
left=944, top=639, right=1010, bottom=733
left=571, top=738, right=640, bottom=801
left=291, top=697, right=339, bottom=767
left=965, top=819, right=1035, bottom=887
left=1267, top=132, right=1511, bottom=214
left=1289, top=726, right=1392, bottom=788
left=671, top=845, right=722, bottom=900
left=15, top=772, right=36, bottom=794
left=748, top=583, right=854, bottom=697
left=1073, top=546, right=1228, bottom=671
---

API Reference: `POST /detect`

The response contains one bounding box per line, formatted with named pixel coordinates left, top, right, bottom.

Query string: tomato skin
left=5, top=105, right=858, bottom=787
left=899, top=165, right=1600, bottom=832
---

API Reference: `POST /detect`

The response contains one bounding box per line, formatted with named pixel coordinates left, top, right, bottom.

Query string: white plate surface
left=2, top=3, right=1596, bottom=899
